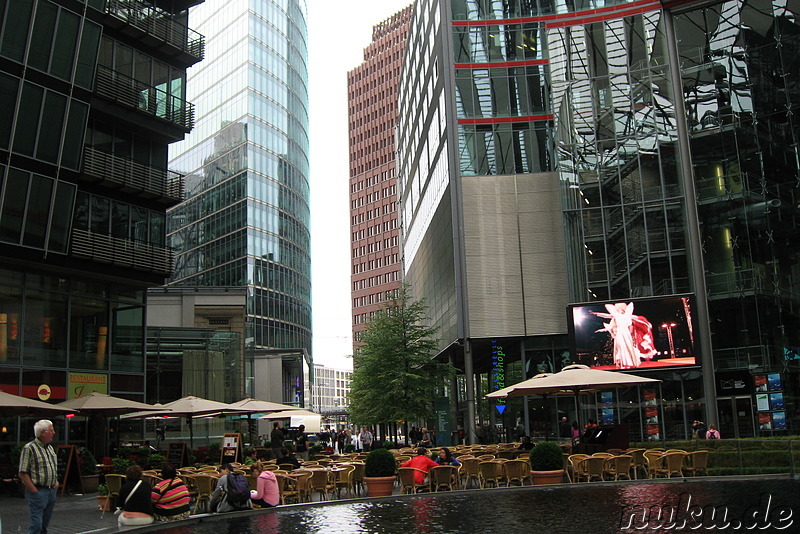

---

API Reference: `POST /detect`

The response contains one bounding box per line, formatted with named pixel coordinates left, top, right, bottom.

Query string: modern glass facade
left=167, top=0, right=311, bottom=398
left=397, top=0, right=800, bottom=443
left=0, top=0, right=203, bottom=448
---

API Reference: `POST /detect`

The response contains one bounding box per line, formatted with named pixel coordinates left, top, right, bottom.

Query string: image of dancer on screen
left=592, top=302, right=657, bottom=368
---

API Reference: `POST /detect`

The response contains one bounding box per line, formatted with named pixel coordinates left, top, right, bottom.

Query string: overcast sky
left=307, top=1, right=413, bottom=370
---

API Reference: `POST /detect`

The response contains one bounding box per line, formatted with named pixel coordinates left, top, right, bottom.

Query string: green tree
left=349, top=285, right=452, bottom=434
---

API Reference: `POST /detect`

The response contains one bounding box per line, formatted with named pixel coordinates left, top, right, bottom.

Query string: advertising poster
left=601, top=409, right=615, bottom=425
left=757, top=412, right=772, bottom=430
left=772, top=411, right=787, bottom=430
left=643, top=389, right=657, bottom=406
left=569, top=296, right=697, bottom=370
left=756, top=394, right=770, bottom=411
left=769, top=392, right=784, bottom=410
left=646, top=424, right=661, bottom=441
left=754, top=375, right=767, bottom=392
left=645, top=407, right=659, bottom=424
left=768, top=373, right=782, bottom=391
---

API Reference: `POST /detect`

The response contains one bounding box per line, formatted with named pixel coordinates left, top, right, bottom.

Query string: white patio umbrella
left=226, top=398, right=304, bottom=444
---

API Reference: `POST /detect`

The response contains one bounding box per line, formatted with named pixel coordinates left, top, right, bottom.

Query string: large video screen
left=568, top=295, right=698, bottom=370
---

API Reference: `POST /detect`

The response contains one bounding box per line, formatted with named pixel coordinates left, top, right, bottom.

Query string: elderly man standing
left=18, top=419, right=59, bottom=534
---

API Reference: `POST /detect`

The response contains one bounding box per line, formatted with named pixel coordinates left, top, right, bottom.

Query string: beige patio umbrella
left=0, top=390, right=73, bottom=418
left=125, top=395, right=243, bottom=450
left=259, top=409, right=319, bottom=419
left=56, top=393, right=163, bottom=457
left=487, top=364, right=660, bottom=430
left=228, top=398, right=305, bottom=445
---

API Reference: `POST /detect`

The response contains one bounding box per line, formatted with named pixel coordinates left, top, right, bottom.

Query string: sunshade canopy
left=0, top=390, right=73, bottom=418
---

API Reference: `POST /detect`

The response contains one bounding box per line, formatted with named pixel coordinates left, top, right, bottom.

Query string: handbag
left=115, top=479, right=142, bottom=516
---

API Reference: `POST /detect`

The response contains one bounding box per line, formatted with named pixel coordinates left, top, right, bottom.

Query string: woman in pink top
left=250, top=463, right=280, bottom=507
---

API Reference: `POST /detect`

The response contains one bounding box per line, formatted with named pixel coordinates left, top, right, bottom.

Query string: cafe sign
left=67, top=372, right=108, bottom=399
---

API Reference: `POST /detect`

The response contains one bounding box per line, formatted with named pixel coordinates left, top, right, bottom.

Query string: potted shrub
left=96, top=483, right=112, bottom=511
left=79, top=448, right=100, bottom=493
left=529, top=441, right=565, bottom=485
left=363, top=447, right=396, bottom=497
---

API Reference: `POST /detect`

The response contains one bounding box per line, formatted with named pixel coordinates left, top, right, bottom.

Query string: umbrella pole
left=574, top=388, right=582, bottom=431
left=543, top=394, right=549, bottom=442
left=188, top=416, right=194, bottom=455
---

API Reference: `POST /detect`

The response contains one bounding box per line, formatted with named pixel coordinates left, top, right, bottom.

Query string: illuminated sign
left=491, top=340, right=506, bottom=414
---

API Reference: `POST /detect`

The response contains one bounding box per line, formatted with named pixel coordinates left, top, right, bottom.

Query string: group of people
left=691, top=420, right=721, bottom=439
left=408, top=427, right=435, bottom=448
left=399, top=447, right=461, bottom=484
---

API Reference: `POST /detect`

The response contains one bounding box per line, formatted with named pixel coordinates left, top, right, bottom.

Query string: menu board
left=167, top=442, right=187, bottom=468
left=220, top=433, right=241, bottom=465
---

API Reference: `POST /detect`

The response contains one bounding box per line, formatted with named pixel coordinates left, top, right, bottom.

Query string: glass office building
left=167, top=0, right=311, bottom=401
left=398, top=0, right=800, bottom=442
left=0, top=0, right=203, bottom=446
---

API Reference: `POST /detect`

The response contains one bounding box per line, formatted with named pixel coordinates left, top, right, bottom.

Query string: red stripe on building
left=458, top=114, right=554, bottom=125
left=545, top=4, right=660, bottom=28
left=454, top=59, right=549, bottom=69
left=451, top=0, right=658, bottom=26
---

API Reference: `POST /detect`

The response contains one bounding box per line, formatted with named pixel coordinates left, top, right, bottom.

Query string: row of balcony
left=104, top=0, right=205, bottom=64
left=95, top=65, right=195, bottom=131
left=82, top=146, right=184, bottom=205
left=70, top=227, right=173, bottom=276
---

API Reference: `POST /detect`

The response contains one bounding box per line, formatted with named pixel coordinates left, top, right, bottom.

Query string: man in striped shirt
left=18, top=419, right=59, bottom=534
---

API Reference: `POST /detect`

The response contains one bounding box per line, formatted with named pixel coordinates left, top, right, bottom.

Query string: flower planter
left=531, top=469, right=564, bottom=485
left=364, top=476, right=395, bottom=497
left=81, top=474, right=100, bottom=494
left=97, top=495, right=112, bottom=512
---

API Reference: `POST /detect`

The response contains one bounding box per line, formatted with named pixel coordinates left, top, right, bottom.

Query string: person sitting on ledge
left=249, top=462, right=279, bottom=508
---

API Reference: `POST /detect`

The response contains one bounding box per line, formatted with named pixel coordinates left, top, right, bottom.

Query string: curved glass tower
left=167, top=0, right=311, bottom=357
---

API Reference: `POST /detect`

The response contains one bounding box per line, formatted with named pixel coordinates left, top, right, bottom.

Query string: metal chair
left=398, top=467, right=429, bottom=494
left=429, top=465, right=458, bottom=491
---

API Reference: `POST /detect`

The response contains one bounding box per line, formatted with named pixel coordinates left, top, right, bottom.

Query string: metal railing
left=83, top=146, right=184, bottom=202
left=95, top=65, right=195, bottom=130
left=105, top=0, right=204, bottom=60
left=70, top=228, right=174, bottom=275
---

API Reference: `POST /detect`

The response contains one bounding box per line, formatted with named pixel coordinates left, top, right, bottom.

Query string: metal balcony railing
left=83, top=146, right=184, bottom=203
left=95, top=65, right=195, bottom=130
left=105, top=0, right=205, bottom=60
left=70, top=228, right=174, bottom=275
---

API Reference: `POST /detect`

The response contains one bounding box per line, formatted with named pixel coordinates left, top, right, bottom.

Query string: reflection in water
left=155, top=479, right=798, bottom=534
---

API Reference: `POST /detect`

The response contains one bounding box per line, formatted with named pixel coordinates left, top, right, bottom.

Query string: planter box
left=364, top=476, right=395, bottom=497
left=531, top=469, right=564, bottom=485
left=81, top=475, right=100, bottom=494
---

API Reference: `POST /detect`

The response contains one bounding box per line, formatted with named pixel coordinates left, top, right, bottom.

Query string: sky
left=307, top=1, right=413, bottom=371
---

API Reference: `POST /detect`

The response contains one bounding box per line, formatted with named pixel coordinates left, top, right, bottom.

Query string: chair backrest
left=592, top=452, right=613, bottom=458
left=606, top=455, right=632, bottom=473
left=503, top=460, right=528, bottom=479
left=336, top=464, right=356, bottom=483
left=626, top=449, right=646, bottom=464
left=429, top=465, right=457, bottom=485
left=478, top=461, right=502, bottom=479
left=664, top=452, right=686, bottom=471
left=194, top=474, right=217, bottom=494
left=568, top=454, right=589, bottom=473
left=688, top=450, right=709, bottom=469
left=351, top=463, right=365, bottom=482
left=309, top=469, right=329, bottom=489
left=477, top=454, right=496, bottom=461
left=105, top=474, right=124, bottom=493
left=585, top=456, right=606, bottom=477
left=461, top=458, right=481, bottom=476
left=398, top=467, right=424, bottom=490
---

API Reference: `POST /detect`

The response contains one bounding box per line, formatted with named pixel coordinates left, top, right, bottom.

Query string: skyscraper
left=398, top=0, right=800, bottom=442
left=0, top=0, right=203, bottom=437
left=167, top=0, right=311, bottom=405
left=348, top=6, right=413, bottom=350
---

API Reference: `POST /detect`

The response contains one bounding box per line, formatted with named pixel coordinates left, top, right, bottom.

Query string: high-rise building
left=398, top=0, right=800, bottom=442
left=312, top=363, right=351, bottom=418
left=166, top=0, right=311, bottom=406
left=0, top=0, right=203, bottom=444
left=348, top=6, right=413, bottom=350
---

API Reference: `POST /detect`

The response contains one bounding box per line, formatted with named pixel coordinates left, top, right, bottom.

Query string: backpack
left=226, top=473, right=251, bottom=507
left=707, top=430, right=719, bottom=439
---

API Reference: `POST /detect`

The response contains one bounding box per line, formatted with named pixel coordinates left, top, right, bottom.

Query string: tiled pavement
left=1, top=492, right=121, bottom=534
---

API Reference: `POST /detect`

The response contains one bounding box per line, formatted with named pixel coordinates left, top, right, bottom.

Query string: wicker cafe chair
left=478, top=461, right=503, bottom=488
left=309, top=469, right=335, bottom=501
left=429, top=465, right=458, bottom=492
left=625, top=449, right=646, bottom=480
left=104, top=474, right=125, bottom=508
left=334, top=464, right=356, bottom=499
left=603, top=455, right=633, bottom=481
left=583, top=456, right=606, bottom=482
left=398, top=467, right=429, bottom=494
left=460, top=458, right=481, bottom=489
left=293, top=470, right=314, bottom=502
left=275, top=473, right=303, bottom=505
left=655, top=452, right=686, bottom=479
left=350, top=463, right=366, bottom=496
left=683, top=451, right=709, bottom=477
left=568, top=454, right=590, bottom=483
left=192, top=474, right=218, bottom=514
left=502, top=459, right=531, bottom=486
left=643, top=450, right=664, bottom=479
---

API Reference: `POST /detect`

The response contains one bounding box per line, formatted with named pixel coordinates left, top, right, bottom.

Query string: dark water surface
left=150, top=477, right=800, bottom=534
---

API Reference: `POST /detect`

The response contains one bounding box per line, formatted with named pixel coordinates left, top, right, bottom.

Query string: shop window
left=23, top=290, right=67, bottom=368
